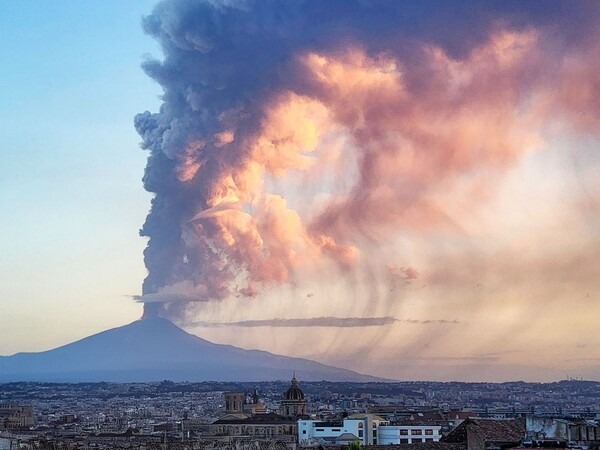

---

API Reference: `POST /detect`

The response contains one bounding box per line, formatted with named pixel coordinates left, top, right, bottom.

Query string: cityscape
left=2, top=1, right=600, bottom=450
left=3, top=378, right=600, bottom=449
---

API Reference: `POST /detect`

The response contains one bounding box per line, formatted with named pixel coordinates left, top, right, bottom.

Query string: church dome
left=284, top=375, right=304, bottom=400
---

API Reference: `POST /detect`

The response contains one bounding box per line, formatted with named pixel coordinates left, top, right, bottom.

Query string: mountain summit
left=0, top=318, right=382, bottom=382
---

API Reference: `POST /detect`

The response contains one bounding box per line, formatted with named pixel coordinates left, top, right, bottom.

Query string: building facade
left=0, top=405, right=36, bottom=429
left=211, top=413, right=297, bottom=441
left=210, top=376, right=306, bottom=442
left=298, top=414, right=389, bottom=446
left=378, top=424, right=442, bottom=444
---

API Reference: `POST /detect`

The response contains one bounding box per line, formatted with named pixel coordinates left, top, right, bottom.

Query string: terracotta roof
left=347, top=413, right=386, bottom=421
left=443, top=418, right=524, bottom=444
left=390, top=411, right=476, bottom=426
left=302, top=442, right=466, bottom=450
left=363, top=443, right=466, bottom=450
left=255, top=440, right=294, bottom=450
left=213, top=412, right=296, bottom=425
left=94, top=427, right=139, bottom=437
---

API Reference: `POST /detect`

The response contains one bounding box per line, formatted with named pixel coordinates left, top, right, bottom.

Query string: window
left=400, top=439, right=409, bottom=444
left=412, top=439, right=423, bottom=443
left=358, top=430, right=363, bottom=438
left=400, top=430, right=409, bottom=435
left=373, top=430, right=377, bottom=437
left=425, top=429, right=434, bottom=435
left=411, top=430, right=422, bottom=435
left=303, top=430, right=306, bottom=434
left=425, top=438, right=434, bottom=442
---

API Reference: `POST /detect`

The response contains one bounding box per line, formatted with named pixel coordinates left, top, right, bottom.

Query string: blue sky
left=0, top=1, right=161, bottom=351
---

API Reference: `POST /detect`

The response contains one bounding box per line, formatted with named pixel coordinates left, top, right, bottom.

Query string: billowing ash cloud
left=188, top=317, right=458, bottom=328
left=135, top=0, right=600, bottom=321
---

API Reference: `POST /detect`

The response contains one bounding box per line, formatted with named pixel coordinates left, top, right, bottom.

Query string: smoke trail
left=135, top=0, right=600, bottom=322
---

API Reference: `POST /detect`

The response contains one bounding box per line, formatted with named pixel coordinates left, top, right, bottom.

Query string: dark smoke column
left=132, top=124, right=188, bottom=319
left=132, top=0, right=283, bottom=320
left=134, top=106, right=213, bottom=320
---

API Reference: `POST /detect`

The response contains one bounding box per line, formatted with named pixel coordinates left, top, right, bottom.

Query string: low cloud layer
left=188, top=317, right=458, bottom=328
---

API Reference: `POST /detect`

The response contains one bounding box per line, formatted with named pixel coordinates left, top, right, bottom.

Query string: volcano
left=0, top=318, right=383, bottom=382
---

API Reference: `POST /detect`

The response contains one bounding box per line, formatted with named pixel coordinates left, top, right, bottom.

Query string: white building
left=378, top=424, right=442, bottom=444
left=298, top=414, right=388, bottom=446
left=298, top=417, right=441, bottom=446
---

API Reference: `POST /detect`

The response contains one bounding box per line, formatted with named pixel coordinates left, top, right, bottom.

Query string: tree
left=349, top=440, right=362, bottom=450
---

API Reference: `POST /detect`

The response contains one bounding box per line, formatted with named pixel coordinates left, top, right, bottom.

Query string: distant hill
left=0, top=318, right=384, bottom=382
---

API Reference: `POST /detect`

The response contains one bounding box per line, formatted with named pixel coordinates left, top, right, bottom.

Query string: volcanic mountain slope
left=0, top=318, right=383, bottom=382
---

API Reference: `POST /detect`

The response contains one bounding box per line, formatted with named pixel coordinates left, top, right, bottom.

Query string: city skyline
left=1, top=1, right=599, bottom=382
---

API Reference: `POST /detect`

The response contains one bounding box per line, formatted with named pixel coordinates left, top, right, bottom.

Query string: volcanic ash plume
left=134, top=0, right=600, bottom=324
